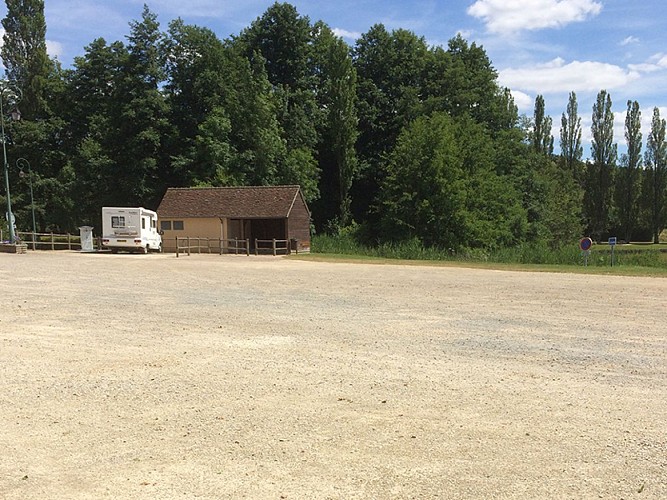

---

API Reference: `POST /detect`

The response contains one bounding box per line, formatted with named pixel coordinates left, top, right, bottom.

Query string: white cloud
left=620, top=36, right=639, bottom=46
left=332, top=28, right=361, bottom=41
left=46, top=40, right=64, bottom=60
left=467, top=0, right=602, bottom=35
left=499, top=58, right=640, bottom=93
left=456, top=29, right=473, bottom=40
left=510, top=89, right=534, bottom=112
left=628, top=53, right=667, bottom=73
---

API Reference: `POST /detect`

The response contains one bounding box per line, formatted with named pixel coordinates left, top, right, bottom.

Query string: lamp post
left=17, top=158, right=36, bottom=248
left=1, top=81, right=22, bottom=244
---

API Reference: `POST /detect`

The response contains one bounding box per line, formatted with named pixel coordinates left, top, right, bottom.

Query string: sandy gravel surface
left=0, top=251, right=666, bottom=499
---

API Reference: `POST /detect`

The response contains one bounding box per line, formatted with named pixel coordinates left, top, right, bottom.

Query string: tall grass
left=312, top=233, right=667, bottom=268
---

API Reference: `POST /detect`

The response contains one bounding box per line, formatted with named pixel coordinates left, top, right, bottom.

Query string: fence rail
left=174, top=237, right=251, bottom=257
left=255, top=238, right=289, bottom=256
left=11, top=231, right=96, bottom=251
left=2, top=229, right=295, bottom=257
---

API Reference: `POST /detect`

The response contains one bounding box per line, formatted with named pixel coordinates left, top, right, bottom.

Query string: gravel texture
left=0, top=251, right=666, bottom=499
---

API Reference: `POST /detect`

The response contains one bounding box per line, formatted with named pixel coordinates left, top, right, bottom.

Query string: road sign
left=579, top=237, right=593, bottom=251
left=608, top=237, right=617, bottom=246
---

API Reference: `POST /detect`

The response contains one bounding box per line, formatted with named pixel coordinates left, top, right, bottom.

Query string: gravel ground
left=0, top=251, right=666, bottom=499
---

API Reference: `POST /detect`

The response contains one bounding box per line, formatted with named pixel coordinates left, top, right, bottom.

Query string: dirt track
left=1, top=251, right=666, bottom=499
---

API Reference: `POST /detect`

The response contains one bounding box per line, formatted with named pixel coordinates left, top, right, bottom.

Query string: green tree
left=1, top=0, right=75, bottom=232
left=235, top=2, right=320, bottom=200
left=352, top=24, right=429, bottom=222
left=1, top=0, right=51, bottom=118
left=529, top=95, right=554, bottom=156
left=63, top=39, right=128, bottom=222
left=377, top=113, right=466, bottom=248
left=615, top=100, right=642, bottom=242
left=109, top=5, right=169, bottom=208
left=642, top=107, right=667, bottom=243
left=377, top=112, right=526, bottom=250
left=584, top=90, right=617, bottom=240
left=560, top=91, right=583, bottom=175
left=427, top=35, right=518, bottom=134
left=311, top=22, right=358, bottom=230
left=222, top=49, right=287, bottom=188
left=161, top=20, right=232, bottom=186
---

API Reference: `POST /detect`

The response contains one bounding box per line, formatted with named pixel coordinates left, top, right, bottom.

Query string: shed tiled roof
left=157, top=185, right=306, bottom=219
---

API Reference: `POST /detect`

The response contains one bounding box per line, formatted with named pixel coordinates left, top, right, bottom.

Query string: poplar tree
left=559, top=91, right=583, bottom=173
left=1, top=0, right=51, bottom=118
left=616, top=100, right=642, bottom=242
left=311, top=22, right=358, bottom=229
left=585, top=90, right=617, bottom=240
left=530, top=94, right=554, bottom=156
left=643, top=107, right=667, bottom=243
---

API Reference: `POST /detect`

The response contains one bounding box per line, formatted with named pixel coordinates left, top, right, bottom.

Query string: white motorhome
left=101, top=207, right=162, bottom=253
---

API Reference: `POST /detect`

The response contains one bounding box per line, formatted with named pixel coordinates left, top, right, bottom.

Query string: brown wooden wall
left=287, top=194, right=311, bottom=251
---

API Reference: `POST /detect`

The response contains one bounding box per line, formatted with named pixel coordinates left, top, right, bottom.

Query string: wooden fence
left=11, top=230, right=94, bottom=251
left=174, top=237, right=251, bottom=257
left=2, top=230, right=294, bottom=257
left=174, top=237, right=291, bottom=257
left=254, top=238, right=290, bottom=256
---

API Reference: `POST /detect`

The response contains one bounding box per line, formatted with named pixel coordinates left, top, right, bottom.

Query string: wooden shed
left=156, top=185, right=311, bottom=253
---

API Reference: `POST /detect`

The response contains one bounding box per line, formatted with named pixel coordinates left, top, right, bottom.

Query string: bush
left=311, top=229, right=667, bottom=270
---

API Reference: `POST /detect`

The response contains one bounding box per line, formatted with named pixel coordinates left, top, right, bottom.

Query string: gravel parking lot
left=1, top=251, right=666, bottom=499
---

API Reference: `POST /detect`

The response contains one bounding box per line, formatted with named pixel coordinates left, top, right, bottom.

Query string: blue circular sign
left=579, top=237, right=593, bottom=251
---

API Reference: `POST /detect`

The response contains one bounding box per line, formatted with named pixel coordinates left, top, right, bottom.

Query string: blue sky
left=3, top=0, right=667, bottom=157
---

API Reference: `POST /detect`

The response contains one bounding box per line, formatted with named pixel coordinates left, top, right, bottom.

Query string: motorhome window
left=161, top=221, right=172, bottom=231
left=151, top=220, right=156, bottom=229
left=142, top=219, right=146, bottom=230
left=111, top=216, right=125, bottom=228
left=173, top=220, right=184, bottom=230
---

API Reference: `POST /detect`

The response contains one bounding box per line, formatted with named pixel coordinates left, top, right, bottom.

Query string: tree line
left=1, top=1, right=666, bottom=248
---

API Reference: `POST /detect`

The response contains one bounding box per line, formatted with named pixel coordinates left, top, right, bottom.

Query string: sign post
left=579, top=237, right=592, bottom=266
left=608, top=237, right=617, bottom=266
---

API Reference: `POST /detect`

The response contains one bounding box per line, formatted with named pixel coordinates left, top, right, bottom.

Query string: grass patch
left=300, top=234, right=667, bottom=277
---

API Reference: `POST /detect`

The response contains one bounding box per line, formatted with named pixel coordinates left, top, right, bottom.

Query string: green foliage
left=376, top=113, right=466, bottom=248
left=351, top=24, right=429, bottom=220
left=376, top=112, right=527, bottom=250
left=1, top=0, right=52, bottom=118
left=615, top=100, right=642, bottom=242
left=560, top=92, right=583, bottom=174
left=2, top=0, right=662, bottom=251
left=312, top=232, right=667, bottom=270
left=311, top=22, right=358, bottom=229
left=584, top=90, right=617, bottom=240
left=641, top=107, right=667, bottom=243
left=529, top=95, right=554, bottom=156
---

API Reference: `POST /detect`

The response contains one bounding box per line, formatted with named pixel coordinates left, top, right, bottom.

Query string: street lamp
left=17, top=158, right=36, bottom=248
left=1, top=80, right=22, bottom=244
